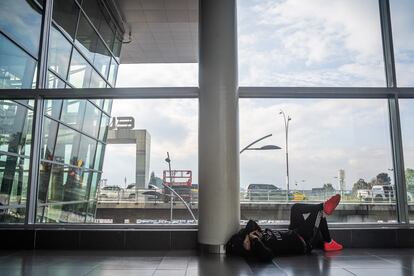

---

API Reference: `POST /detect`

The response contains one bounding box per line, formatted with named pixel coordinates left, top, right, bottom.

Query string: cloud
left=237, top=0, right=386, bottom=86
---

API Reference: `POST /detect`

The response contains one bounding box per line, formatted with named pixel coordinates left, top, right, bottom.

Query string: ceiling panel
left=118, top=0, right=198, bottom=64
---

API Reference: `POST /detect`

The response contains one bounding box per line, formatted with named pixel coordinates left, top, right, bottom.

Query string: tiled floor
left=0, top=248, right=413, bottom=276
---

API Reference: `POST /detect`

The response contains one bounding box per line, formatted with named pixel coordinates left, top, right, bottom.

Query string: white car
left=124, top=184, right=162, bottom=200
left=99, top=186, right=123, bottom=199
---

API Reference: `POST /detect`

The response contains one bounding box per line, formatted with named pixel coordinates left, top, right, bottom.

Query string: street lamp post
left=279, top=110, right=291, bottom=201
left=240, top=134, right=281, bottom=154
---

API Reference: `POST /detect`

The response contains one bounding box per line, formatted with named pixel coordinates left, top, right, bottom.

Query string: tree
left=322, top=183, right=335, bottom=192
left=352, top=178, right=371, bottom=194
left=406, top=168, right=414, bottom=192
left=376, top=173, right=391, bottom=185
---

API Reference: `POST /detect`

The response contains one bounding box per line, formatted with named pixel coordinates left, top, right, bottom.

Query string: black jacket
left=226, top=220, right=306, bottom=262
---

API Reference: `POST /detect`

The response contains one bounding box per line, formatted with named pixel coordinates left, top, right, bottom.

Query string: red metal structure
left=163, top=170, right=192, bottom=187
left=163, top=170, right=192, bottom=202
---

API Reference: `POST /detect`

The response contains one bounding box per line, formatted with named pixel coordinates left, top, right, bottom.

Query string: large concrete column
left=198, top=0, right=239, bottom=249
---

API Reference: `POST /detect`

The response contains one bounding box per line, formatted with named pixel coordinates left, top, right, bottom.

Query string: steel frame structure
left=1, top=0, right=414, bottom=229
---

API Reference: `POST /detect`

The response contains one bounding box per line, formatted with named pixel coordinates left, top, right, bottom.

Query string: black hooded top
left=225, top=220, right=306, bottom=261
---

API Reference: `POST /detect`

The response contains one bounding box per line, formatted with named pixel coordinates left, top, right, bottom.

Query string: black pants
left=288, top=203, right=331, bottom=245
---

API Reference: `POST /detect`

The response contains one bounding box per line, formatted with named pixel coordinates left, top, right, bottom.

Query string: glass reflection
left=98, top=115, right=109, bottom=141
left=75, top=13, right=98, bottom=62
left=0, top=0, right=42, bottom=56
left=107, top=58, right=118, bottom=86
left=0, top=34, right=37, bottom=89
left=54, top=124, right=81, bottom=165
left=90, top=70, right=106, bottom=88
left=0, top=100, right=32, bottom=156
left=78, top=136, right=96, bottom=169
left=47, top=71, right=66, bottom=89
left=48, top=26, right=72, bottom=79
left=93, top=39, right=111, bottom=78
left=0, top=154, right=29, bottom=223
left=44, top=99, right=62, bottom=119
left=68, top=49, right=93, bottom=88
left=61, top=99, right=86, bottom=130
left=53, top=0, right=79, bottom=40
left=82, top=101, right=101, bottom=138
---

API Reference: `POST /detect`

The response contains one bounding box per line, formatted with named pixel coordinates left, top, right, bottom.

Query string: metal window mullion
left=379, top=0, right=409, bottom=223
left=388, top=96, right=409, bottom=223
left=25, top=0, right=53, bottom=225
left=379, top=0, right=397, bottom=88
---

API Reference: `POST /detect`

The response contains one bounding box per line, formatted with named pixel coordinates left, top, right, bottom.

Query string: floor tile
left=153, top=269, right=186, bottom=276
left=346, top=268, right=413, bottom=276
left=86, top=269, right=155, bottom=276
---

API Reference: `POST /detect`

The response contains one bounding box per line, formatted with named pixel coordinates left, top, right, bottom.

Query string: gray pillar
left=198, top=0, right=239, bottom=248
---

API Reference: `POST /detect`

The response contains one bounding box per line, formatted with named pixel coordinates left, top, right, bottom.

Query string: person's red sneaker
left=324, top=239, right=343, bottom=252
left=323, top=194, right=341, bottom=215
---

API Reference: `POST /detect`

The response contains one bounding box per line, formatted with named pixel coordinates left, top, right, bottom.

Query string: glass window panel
left=38, top=161, right=53, bottom=204
left=54, top=124, right=81, bottom=165
left=99, top=11, right=116, bottom=51
left=89, top=70, right=106, bottom=88
left=240, top=99, right=395, bottom=224
left=82, top=101, right=101, bottom=138
left=44, top=99, right=62, bottom=119
left=399, top=99, right=414, bottom=222
left=112, top=32, right=122, bottom=59
left=48, top=26, right=72, bottom=79
left=94, top=143, right=105, bottom=171
left=93, top=39, right=111, bottom=78
left=98, top=114, right=109, bottom=141
left=41, top=118, right=58, bottom=161
left=0, top=100, right=33, bottom=156
left=75, top=13, right=98, bottom=62
left=68, top=49, right=92, bottom=88
left=78, top=135, right=97, bottom=169
left=61, top=99, right=86, bottom=130
left=98, top=99, right=198, bottom=224
left=47, top=71, right=66, bottom=89
left=53, top=0, right=79, bottom=40
left=0, top=154, right=29, bottom=223
left=107, top=58, right=118, bottom=86
left=81, top=0, right=104, bottom=31
left=390, top=0, right=414, bottom=87
left=85, top=200, right=97, bottom=223
left=103, top=99, right=113, bottom=114
left=90, top=99, right=103, bottom=109
left=0, top=34, right=37, bottom=89
left=237, top=0, right=385, bottom=86
left=0, top=0, right=42, bottom=56
left=37, top=162, right=89, bottom=223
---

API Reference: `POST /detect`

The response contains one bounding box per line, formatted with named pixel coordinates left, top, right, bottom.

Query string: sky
left=102, top=0, right=414, bottom=190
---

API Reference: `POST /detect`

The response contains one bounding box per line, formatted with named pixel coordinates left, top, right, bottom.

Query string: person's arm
left=250, top=234, right=274, bottom=261
left=243, top=234, right=251, bottom=251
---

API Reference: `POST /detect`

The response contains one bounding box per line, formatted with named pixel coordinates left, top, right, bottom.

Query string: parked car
left=357, top=185, right=394, bottom=201
left=125, top=184, right=162, bottom=200
left=289, top=191, right=306, bottom=201
left=244, top=184, right=283, bottom=201
left=99, top=186, right=122, bottom=199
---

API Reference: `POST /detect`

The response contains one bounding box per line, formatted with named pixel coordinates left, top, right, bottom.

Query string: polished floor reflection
left=0, top=249, right=413, bottom=276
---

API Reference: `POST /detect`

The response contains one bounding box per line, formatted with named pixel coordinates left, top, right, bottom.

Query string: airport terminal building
left=1, top=0, right=414, bottom=254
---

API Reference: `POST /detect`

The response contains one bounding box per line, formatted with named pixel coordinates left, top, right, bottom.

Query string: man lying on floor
left=225, top=194, right=343, bottom=261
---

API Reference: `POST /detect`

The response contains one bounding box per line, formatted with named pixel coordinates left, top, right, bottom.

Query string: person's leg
left=293, top=203, right=324, bottom=242
left=318, top=217, right=331, bottom=243
left=289, top=203, right=323, bottom=231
